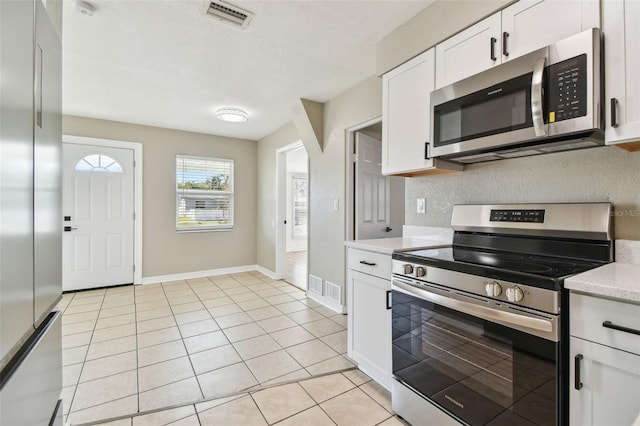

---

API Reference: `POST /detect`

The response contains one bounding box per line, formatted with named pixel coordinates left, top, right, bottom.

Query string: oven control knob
left=506, top=286, right=524, bottom=302
left=485, top=281, right=502, bottom=297
left=403, top=264, right=414, bottom=274
left=415, top=267, right=426, bottom=277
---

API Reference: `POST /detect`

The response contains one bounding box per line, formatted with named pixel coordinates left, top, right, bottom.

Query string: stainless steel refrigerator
left=1, top=0, right=63, bottom=424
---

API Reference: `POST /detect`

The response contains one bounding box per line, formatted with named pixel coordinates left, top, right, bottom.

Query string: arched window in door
left=74, top=154, right=123, bottom=173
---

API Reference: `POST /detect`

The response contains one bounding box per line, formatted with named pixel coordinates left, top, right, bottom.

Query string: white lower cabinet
left=569, top=336, right=640, bottom=425
left=347, top=249, right=392, bottom=390
left=570, top=293, right=640, bottom=425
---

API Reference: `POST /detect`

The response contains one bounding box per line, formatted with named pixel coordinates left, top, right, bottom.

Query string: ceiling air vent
left=206, top=1, right=254, bottom=29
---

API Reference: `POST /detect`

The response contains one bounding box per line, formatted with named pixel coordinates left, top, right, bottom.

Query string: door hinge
left=133, top=264, right=135, bottom=272
left=133, top=212, right=136, bottom=220
left=133, top=160, right=136, bottom=168
left=352, top=153, right=358, bottom=163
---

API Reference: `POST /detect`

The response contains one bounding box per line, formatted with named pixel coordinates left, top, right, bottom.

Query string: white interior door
left=62, top=143, right=134, bottom=291
left=356, top=132, right=403, bottom=240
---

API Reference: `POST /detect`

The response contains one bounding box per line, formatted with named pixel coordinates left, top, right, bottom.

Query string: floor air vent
left=308, top=275, right=322, bottom=294
left=325, top=281, right=342, bottom=305
left=206, top=1, right=254, bottom=29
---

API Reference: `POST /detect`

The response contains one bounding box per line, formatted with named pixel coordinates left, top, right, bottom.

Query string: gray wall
left=406, top=146, right=640, bottom=240
left=256, top=76, right=383, bottom=292
left=310, top=76, right=383, bottom=288
left=256, top=122, right=300, bottom=271
left=63, top=115, right=258, bottom=278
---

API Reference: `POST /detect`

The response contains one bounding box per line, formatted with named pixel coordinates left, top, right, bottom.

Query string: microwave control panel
left=547, top=54, right=587, bottom=123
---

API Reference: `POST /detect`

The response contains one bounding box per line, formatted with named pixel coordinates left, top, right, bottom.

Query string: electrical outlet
left=417, top=198, right=426, bottom=214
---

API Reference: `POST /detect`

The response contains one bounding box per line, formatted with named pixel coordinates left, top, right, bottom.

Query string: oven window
left=392, top=290, right=558, bottom=426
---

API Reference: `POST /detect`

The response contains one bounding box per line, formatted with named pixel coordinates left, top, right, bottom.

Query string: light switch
left=417, top=198, right=426, bottom=214
left=333, top=199, right=340, bottom=211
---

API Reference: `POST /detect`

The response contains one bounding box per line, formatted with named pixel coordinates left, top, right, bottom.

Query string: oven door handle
left=531, top=55, right=547, bottom=137
left=392, top=279, right=556, bottom=338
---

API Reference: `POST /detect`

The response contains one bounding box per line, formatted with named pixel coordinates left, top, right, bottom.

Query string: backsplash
left=405, top=146, right=640, bottom=240
left=402, top=225, right=452, bottom=242
left=615, top=240, right=640, bottom=265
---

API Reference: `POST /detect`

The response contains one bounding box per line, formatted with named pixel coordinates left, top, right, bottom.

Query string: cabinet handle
left=610, top=98, right=619, bottom=128
left=574, top=354, right=584, bottom=390
left=359, top=260, right=376, bottom=266
left=386, top=290, right=392, bottom=310
left=502, top=32, right=509, bottom=57
left=490, top=37, right=497, bottom=61
left=602, top=320, right=640, bottom=336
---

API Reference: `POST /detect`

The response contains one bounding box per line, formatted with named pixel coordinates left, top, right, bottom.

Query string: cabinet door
left=347, top=269, right=391, bottom=389
left=382, top=49, right=435, bottom=175
left=603, top=0, right=640, bottom=146
left=569, top=336, right=640, bottom=426
left=501, top=0, right=600, bottom=62
left=434, top=12, right=501, bottom=89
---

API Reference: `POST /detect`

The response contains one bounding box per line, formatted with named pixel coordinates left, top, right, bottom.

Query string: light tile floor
left=92, top=370, right=406, bottom=426
left=58, top=271, right=353, bottom=425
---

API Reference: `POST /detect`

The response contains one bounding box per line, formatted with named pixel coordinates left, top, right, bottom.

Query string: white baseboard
left=254, top=265, right=278, bottom=280
left=307, top=291, right=346, bottom=314
left=142, top=264, right=260, bottom=285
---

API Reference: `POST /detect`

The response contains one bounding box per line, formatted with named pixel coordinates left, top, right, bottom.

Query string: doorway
left=276, top=142, right=308, bottom=289
left=346, top=118, right=405, bottom=241
left=61, top=136, right=143, bottom=290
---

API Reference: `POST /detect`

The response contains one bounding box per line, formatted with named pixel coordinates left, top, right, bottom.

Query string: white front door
left=355, top=132, right=403, bottom=240
left=62, top=143, right=135, bottom=291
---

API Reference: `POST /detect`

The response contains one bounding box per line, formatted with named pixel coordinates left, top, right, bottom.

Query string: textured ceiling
left=62, top=0, right=431, bottom=140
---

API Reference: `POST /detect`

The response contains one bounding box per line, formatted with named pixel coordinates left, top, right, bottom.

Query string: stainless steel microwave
left=430, top=28, right=603, bottom=164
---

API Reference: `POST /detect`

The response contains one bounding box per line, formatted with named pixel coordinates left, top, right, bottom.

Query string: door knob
left=64, top=226, right=78, bottom=232
left=384, top=227, right=392, bottom=232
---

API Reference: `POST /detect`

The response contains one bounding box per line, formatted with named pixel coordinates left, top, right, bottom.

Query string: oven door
left=391, top=278, right=560, bottom=426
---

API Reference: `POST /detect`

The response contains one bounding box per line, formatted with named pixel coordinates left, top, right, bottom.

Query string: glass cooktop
left=394, top=246, right=606, bottom=290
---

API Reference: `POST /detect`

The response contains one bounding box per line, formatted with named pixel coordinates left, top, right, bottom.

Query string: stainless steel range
left=390, top=203, right=613, bottom=426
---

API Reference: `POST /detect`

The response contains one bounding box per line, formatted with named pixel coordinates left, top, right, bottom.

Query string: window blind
left=176, top=155, right=234, bottom=231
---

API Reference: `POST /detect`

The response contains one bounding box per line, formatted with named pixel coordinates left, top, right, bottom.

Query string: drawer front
left=347, top=249, right=391, bottom=279
left=571, top=292, right=640, bottom=355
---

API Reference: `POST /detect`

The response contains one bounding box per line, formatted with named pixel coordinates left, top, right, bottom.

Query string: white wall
left=63, top=115, right=258, bottom=278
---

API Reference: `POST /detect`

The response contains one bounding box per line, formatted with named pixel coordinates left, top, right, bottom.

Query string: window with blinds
left=176, top=155, right=234, bottom=231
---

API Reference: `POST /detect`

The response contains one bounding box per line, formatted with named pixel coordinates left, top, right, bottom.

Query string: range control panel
left=490, top=209, right=546, bottom=223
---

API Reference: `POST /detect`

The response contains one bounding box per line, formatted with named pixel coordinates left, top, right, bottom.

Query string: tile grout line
left=65, top=289, right=122, bottom=422
left=169, top=278, right=223, bottom=403
left=133, top=283, right=141, bottom=417
left=155, top=281, right=206, bottom=405
left=63, top=273, right=351, bottom=424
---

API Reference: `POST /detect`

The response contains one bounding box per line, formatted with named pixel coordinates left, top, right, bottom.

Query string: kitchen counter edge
left=565, top=263, right=640, bottom=304
left=344, top=237, right=450, bottom=255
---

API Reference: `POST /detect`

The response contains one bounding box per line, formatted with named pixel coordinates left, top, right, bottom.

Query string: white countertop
left=565, top=263, right=640, bottom=303
left=344, top=237, right=449, bottom=255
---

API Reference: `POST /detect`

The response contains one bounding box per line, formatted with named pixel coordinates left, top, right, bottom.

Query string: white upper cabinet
left=603, top=0, right=640, bottom=148
left=382, top=48, right=462, bottom=176
left=435, top=13, right=502, bottom=89
left=501, top=0, right=600, bottom=62
left=435, top=0, right=600, bottom=89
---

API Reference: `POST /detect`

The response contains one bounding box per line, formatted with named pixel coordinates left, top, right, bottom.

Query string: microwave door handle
left=531, top=56, right=547, bottom=137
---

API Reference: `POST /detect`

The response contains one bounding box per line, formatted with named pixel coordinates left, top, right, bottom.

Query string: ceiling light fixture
left=216, top=107, right=248, bottom=123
